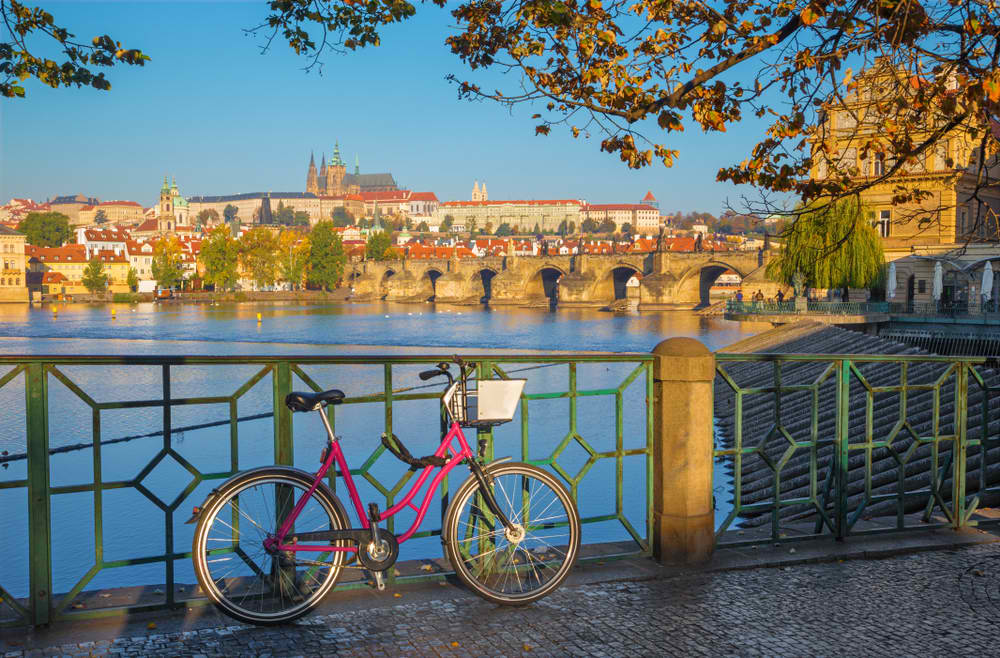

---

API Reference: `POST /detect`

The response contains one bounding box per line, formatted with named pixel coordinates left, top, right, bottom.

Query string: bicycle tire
left=443, top=462, right=580, bottom=605
left=192, top=467, right=350, bottom=625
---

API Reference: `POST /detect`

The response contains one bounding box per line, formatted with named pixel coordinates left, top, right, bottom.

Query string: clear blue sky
left=1, top=1, right=772, bottom=213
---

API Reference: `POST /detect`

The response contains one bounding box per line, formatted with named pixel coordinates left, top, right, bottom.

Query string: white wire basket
left=443, top=378, right=526, bottom=427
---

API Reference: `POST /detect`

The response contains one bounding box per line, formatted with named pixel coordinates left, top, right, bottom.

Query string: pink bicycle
left=190, top=358, right=581, bottom=625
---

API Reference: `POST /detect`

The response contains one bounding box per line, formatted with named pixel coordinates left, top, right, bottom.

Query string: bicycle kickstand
left=372, top=570, right=386, bottom=592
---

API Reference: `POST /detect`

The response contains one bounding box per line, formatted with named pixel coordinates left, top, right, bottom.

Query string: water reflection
left=0, top=301, right=768, bottom=353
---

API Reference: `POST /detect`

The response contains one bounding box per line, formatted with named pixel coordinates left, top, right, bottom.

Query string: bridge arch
left=379, top=268, right=397, bottom=299
left=470, top=266, right=500, bottom=302
left=420, top=267, right=444, bottom=301
left=525, top=264, right=567, bottom=306
left=675, top=260, right=749, bottom=307
left=592, top=263, right=644, bottom=304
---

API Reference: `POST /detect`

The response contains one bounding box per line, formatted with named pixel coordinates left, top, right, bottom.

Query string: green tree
left=17, top=211, right=71, bottom=247
left=277, top=230, right=310, bottom=289
left=621, top=223, right=633, bottom=236
left=292, top=210, right=310, bottom=226
left=199, top=224, right=240, bottom=290
left=81, top=257, right=108, bottom=293
left=766, top=198, right=885, bottom=291
left=196, top=208, right=220, bottom=230
left=223, top=204, right=239, bottom=223
left=533, top=223, right=541, bottom=235
left=273, top=202, right=296, bottom=226
left=598, top=218, right=617, bottom=234
left=239, top=226, right=278, bottom=289
left=94, top=209, right=108, bottom=224
left=441, top=215, right=454, bottom=232
left=331, top=207, right=353, bottom=227
left=495, top=222, right=512, bottom=237
left=365, top=231, right=394, bottom=261
left=307, top=221, right=346, bottom=291
left=151, top=236, right=184, bottom=289
left=581, top=218, right=599, bottom=234
left=126, top=266, right=139, bottom=292
left=415, top=220, right=429, bottom=232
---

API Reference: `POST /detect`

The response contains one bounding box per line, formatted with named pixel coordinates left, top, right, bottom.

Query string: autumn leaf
left=800, top=7, right=820, bottom=26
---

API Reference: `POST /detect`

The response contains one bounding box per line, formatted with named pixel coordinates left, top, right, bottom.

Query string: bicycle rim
left=447, top=464, right=579, bottom=604
left=194, top=475, right=345, bottom=623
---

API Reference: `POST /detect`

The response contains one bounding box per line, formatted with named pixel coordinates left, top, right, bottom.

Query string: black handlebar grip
left=419, top=369, right=442, bottom=381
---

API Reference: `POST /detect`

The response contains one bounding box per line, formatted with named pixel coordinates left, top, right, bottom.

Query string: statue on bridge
left=792, top=270, right=805, bottom=298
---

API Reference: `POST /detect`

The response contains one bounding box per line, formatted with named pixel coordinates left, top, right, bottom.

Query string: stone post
left=652, top=337, right=715, bottom=564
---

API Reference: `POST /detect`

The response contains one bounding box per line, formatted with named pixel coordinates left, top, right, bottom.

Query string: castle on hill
left=305, top=142, right=398, bottom=196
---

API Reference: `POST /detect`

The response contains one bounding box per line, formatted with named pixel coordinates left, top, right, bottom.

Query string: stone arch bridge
left=349, top=250, right=775, bottom=309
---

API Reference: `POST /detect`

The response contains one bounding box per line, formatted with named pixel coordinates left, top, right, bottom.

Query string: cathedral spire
left=310, top=151, right=315, bottom=167
left=355, top=153, right=360, bottom=175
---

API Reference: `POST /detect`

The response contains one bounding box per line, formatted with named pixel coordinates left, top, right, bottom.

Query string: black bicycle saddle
left=284, top=389, right=345, bottom=412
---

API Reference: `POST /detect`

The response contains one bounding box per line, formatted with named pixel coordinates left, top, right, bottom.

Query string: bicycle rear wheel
left=192, top=467, right=349, bottom=625
left=444, top=462, right=580, bottom=605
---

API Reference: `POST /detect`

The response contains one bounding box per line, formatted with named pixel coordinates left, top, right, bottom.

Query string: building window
left=961, top=207, right=968, bottom=234
left=918, top=279, right=926, bottom=294
left=873, top=154, right=885, bottom=176
left=873, top=210, right=891, bottom=238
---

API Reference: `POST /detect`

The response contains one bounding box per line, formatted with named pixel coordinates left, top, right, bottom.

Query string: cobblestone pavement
left=8, top=544, right=1000, bottom=657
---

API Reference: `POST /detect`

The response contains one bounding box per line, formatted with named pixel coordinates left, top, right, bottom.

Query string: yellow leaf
left=393, top=593, right=402, bottom=598
left=147, top=622, right=157, bottom=630
left=451, top=641, right=460, bottom=647
left=800, top=7, right=819, bottom=26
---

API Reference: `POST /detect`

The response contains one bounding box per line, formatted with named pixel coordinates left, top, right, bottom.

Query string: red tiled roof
left=409, top=192, right=438, bottom=202
left=135, top=219, right=158, bottom=232
left=27, top=244, right=88, bottom=262
left=42, top=272, right=68, bottom=283
left=360, top=190, right=411, bottom=202
left=98, top=200, right=142, bottom=207
left=642, top=191, right=657, bottom=201
left=583, top=204, right=658, bottom=211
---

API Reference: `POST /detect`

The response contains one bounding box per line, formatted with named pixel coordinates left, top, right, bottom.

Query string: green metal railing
left=713, top=353, right=1000, bottom=547
left=0, top=354, right=653, bottom=627
left=725, top=300, right=891, bottom=316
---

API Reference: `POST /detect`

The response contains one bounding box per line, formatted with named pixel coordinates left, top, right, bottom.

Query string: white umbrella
left=932, top=261, right=944, bottom=301
left=887, top=262, right=897, bottom=300
left=983, top=261, right=994, bottom=302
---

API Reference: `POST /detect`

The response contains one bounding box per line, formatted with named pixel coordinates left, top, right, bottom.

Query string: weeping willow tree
left=766, top=198, right=884, bottom=292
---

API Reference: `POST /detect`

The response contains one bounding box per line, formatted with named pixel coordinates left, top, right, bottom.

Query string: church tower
left=472, top=181, right=481, bottom=201
left=319, top=154, right=327, bottom=194
left=481, top=182, right=488, bottom=201
left=157, top=175, right=175, bottom=233
left=326, top=141, right=346, bottom=196
left=306, top=152, right=319, bottom=195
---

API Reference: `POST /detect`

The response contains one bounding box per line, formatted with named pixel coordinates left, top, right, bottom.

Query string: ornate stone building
left=811, top=60, right=1000, bottom=254
left=0, top=225, right=27, bottom=302
left=305, top=142, right=397, bottom=196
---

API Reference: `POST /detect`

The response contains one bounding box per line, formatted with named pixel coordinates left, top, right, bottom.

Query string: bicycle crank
left=357, top=531, right=399, bottom=572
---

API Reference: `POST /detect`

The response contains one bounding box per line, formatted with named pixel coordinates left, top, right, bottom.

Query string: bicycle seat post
left=315, top=404, right=337, bottom=442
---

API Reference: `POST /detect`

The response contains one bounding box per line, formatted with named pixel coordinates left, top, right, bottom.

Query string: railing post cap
left=652, top=337, right=711, bottom=357
left=651, top=337, right=714, bottom=381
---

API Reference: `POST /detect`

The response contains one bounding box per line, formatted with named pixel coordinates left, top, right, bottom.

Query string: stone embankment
left=46, top=289, right=352, bottom=304
left=715, top=321, right=1000, bottom=525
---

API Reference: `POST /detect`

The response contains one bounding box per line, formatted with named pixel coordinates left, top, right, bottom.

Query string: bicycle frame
left=272, top=420, right=476, bottom=554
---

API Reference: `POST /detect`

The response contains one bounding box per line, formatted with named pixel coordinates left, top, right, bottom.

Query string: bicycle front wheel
left=192, top=468, right=349, bottom=625
left=444, top=462, right=580, bottom=605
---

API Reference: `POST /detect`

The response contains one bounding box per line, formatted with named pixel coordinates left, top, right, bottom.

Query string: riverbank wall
left=714, top=321, right=1000, bottom=527
left=40, top=288, right=353, bottom=304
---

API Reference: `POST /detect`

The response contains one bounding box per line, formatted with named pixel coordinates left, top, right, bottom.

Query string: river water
left=0, top=301, right=767, bottom=602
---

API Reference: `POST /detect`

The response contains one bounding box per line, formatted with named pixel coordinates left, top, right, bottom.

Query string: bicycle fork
left=467, top=460, right=516, bottom=532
